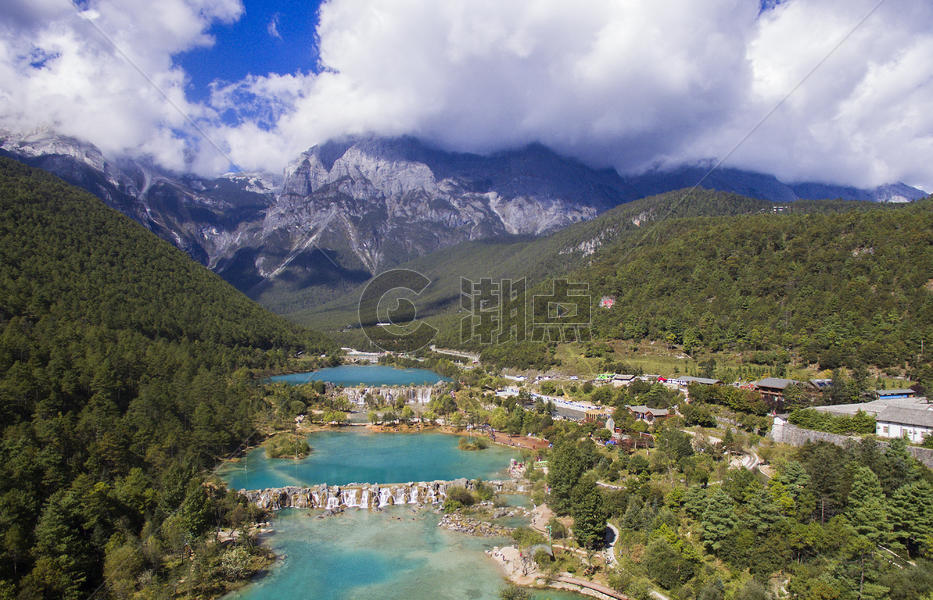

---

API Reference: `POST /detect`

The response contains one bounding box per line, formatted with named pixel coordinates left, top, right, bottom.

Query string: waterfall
left=242, top=479, right=516, bottom=511
left=293, top=490, right=309, bottom=508
left=378, top=487, right=392, bottom=507
left=342, top=489, right=360, bottom=508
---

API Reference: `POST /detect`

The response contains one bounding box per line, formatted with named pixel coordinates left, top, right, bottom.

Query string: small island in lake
left=457, top=435, right=489, bottom=451
left=263, top=432, right=311, bottom=459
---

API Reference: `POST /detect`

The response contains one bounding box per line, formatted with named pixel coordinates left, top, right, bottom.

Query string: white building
left=875, top=405, right=933, bottom=443
left=814, top=396, right=933, bottom=443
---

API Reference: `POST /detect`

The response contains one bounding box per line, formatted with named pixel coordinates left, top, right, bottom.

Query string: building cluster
left=340, top=347, right=386, bottom=363
left=498, top=366, right=927, bottom=445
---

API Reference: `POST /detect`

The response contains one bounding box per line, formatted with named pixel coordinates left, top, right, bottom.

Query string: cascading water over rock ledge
left=240, top=478, right=518, bottom=511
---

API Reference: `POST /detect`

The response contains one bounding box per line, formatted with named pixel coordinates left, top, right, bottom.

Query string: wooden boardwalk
left=557, top=574, right=631, bottom=600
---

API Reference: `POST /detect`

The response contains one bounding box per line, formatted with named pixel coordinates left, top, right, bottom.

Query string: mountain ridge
left=1, top=130, right=925, bottom=319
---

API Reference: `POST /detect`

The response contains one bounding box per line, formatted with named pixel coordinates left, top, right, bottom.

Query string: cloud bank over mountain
left=1, top=0, right=931, bottom=189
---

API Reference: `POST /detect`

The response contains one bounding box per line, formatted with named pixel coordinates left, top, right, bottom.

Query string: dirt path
left=530, top=503, right=555, bottom=533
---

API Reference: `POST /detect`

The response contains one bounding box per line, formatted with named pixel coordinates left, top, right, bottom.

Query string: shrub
left=788, top=408, right=875, bottom=435
left=547, top=517, right=567, bottom=539
left=512, top=527, right=547, bottom=548
left=443, top=486, right=476, bottom=512
left=500, top=584, right=532, bottom=600
left=458, top=436, right=489, bottom=451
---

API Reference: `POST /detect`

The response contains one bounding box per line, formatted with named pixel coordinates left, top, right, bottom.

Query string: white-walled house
left=875, top=405, right=933, bottom=443
left=813, top=396, right=933, bottom=443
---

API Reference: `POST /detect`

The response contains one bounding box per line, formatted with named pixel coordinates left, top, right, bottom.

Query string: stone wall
left=241, top=478, right=519, bottom=511
left=770, top=419, right=933, bottom=468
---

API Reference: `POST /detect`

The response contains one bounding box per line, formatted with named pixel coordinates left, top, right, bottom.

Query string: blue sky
left=176, top=0, right=324, bottom=103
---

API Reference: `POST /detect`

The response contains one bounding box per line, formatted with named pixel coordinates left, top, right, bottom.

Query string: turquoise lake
left=218, top=430, right=519, bottom=490
left=223, top=509, right=586, bottom=600
left=268, top=364, right=450, bottom=386
left=221, top=431, right=586, bottom=600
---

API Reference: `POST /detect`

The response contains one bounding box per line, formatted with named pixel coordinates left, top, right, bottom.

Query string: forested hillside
left=331, top=190, right=922, bottom=371
left=586, top=200, right=933, bottom=369
left=0, top=158, right=332, bottom=598
left=297, top=189, right=864, bottom=336
left=407, top=196, right=932, bottom=373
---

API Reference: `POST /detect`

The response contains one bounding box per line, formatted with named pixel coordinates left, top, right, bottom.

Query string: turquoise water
left=221, top=431, right=587, bottom=600
left=219, top=430, right=519, bottom=490
left=498, top=494, right=532, bottom=508
left=268, top=365, right=450, bottom=386
left=224, top=509, right=587, bottom=600
left=493, top=515, right=531, bottom=529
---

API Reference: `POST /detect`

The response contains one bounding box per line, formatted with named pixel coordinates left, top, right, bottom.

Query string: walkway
left=556, top=575, right=630, bottom=600
left=605, top=523, right=619, bottom=566
left=530, top=503, right=554, bottom=534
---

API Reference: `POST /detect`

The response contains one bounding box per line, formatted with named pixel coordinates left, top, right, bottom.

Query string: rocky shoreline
left=436, top=505, right=529, bottom=537
left=486, top=545, right=629, bottom=600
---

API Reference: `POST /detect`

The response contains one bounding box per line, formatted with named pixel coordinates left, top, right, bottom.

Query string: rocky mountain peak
left=2, top=131, right=926, bottom=318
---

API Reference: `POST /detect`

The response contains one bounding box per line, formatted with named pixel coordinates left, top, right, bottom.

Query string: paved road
left=429, top=345, right=480, bottom=363
left=605, top=523, right=619, bottom=566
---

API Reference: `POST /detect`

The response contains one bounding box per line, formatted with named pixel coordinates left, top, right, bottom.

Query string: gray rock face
left=2, top=130, right=925, bottom=314
left=0, top=133, right=625, bottom=308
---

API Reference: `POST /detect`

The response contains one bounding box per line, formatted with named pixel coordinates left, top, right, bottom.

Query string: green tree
left=571, top=474, right=606, bottom=549
left=743, top=484, right=781, bottom=536
left=698, top=577, right=725, bottom=600
left=888, top=480, right=933, bottom=556
left=489, top=407, right=509, bottom=431
left=644, top=524, right=701, bottom=589
left=701, top=487, right=737, bottom=553
left=179, top=483, right=213, bottom=541
left=846, top=465, right=891, bottom=544
left=733, top=579, right=770, bottom=600
left=547, top=441, right=590, bottom=514
left=400, top=406, right=415, bottom=424
left=220, top=546, right=252, bottom=581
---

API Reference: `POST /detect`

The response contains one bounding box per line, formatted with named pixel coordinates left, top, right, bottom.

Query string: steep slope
left=2, top=131, right=925, bottom=321
left=583, top=199, right=933, bottom=368
left=225, top=136, right=635, bottom=312
left=0, top=129, right=278, bottom=270
left=621, top=164, right=927, bottom=204
left=0, top=157, right=331, bottom=598
left=295, top=189, right=861, bottom=335
left=298, top=192, right=932, bottom=374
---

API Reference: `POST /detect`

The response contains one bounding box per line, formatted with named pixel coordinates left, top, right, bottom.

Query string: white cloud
left=267, top=13, right=281, bottom=39
left=1, top=0, right=932, bottom=190
left=0, top=0, right=241, bottom=172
